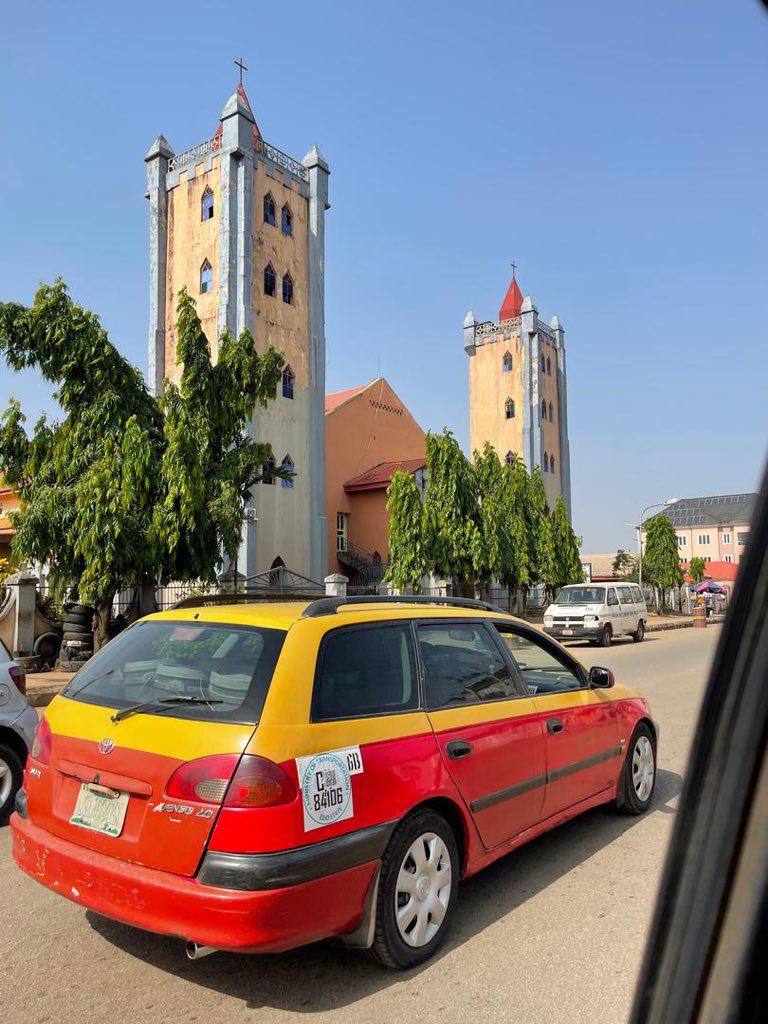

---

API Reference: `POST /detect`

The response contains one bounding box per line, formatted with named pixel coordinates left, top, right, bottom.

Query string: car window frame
left=310, top=619, right=421, bottom=724
left=607, top=587, right=619, bottom=606
left=414, top=617, right=530, bottom=711
left=492, top=620, right=591, bottom=692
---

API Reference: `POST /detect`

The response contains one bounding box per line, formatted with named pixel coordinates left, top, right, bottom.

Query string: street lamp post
left=634, top=499, right=679, bottom=593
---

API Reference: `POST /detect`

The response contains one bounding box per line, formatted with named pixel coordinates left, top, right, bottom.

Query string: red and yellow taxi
left=12, top=595, right=657, bottom=968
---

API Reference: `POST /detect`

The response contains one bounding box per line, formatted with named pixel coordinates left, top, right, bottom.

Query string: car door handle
left=547, top=718, right=565, bottom=735
left=446, top=740, right=473, bottom=760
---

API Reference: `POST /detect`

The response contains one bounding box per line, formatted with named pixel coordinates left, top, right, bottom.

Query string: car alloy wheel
left=0, top=754, right=13, bottom=807
left=632, top=735, right=655, bottom=802
left=394, top=832, right=453, bottom=948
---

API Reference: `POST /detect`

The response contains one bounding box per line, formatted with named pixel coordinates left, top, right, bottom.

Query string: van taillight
left=165, top=754, right=296, bottom=809
left=31, top=716, right=52, bottom=764
left=9, top=665, right=26, bottom=696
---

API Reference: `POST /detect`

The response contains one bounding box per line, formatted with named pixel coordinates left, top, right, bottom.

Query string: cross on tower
left=234, top=57, right=248, bottom=85
left=511, top=260, right=518, bottom=278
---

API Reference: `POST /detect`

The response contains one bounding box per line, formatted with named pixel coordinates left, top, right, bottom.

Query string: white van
left=543, top=582, right=647, bottom=646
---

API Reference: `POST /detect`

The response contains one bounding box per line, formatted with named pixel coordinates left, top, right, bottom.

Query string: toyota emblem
left=99, top=738, right=115, bottom=755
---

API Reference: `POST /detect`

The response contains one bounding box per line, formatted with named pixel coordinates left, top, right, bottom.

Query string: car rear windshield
left=554, top=586, right=606, bottom=604
left=63, top=619, right=286, bottom=724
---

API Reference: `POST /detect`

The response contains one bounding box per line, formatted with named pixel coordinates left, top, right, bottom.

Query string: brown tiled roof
left=325, top=386, right=366, bottom=413
left=344, top=459, right=426, bottom=492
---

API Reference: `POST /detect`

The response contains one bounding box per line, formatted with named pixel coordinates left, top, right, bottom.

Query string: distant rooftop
left=344, top=458, right=426, bottom=493
left=661, top=493, right=757, bottom=528
left=325, top=386, right=367, bottom=414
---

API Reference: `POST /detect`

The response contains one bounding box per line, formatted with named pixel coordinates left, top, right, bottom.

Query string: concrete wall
left=0, top=484, right=20, bottom=561
left=326, top=379, right=426, bottom=573
left=670, top=523, right=751, bottom=565
left=468, top=330, right=525, bottom=460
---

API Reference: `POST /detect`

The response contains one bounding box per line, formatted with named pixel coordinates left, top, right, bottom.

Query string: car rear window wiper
left=110, top=696, right=223, bottom=724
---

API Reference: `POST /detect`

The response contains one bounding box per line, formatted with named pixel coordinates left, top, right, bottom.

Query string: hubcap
left=632, top=735, right=655, bottom=802
left=395, top=832, right=452, bottom=947
left=0, top=756, right=12, bottom=807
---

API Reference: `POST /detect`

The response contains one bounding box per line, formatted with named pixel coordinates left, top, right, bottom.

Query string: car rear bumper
left=11, top=812, right=381, bottom=953
left=544, top=626, right=602, bottom=641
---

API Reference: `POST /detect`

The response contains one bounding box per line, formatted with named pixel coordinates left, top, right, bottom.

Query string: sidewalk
left=22, top=612, right=723, bottom=710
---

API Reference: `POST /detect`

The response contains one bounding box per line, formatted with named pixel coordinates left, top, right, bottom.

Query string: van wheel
left=632, top=620, right=645, bottom=643
left=369, top=809, right=459, bottom=969
left=598, top=624, right=612, bottom=647
left=0, top=744, right=24, bottom=825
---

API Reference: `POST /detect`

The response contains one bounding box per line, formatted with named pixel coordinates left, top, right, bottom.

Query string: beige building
left=464, top=270, right=571, bottom=515
left=645, top=493, right=757, bottom=565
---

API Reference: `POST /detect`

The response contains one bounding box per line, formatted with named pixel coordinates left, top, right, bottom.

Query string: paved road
left=0, top=626, right=721, bottom=1024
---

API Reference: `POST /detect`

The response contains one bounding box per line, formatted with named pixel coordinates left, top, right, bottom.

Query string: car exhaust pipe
left=185, top=940, right=217, bottom=960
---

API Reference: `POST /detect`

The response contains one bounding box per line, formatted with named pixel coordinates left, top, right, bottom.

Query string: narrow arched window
left=547, top=356, right=552, bottom=375
left=201, top=186, right=214, bottom=221
left=502, top=351, right=513, bottom=373
left=543, top=451, right=549, bottom=472
left=504, top=450, right=514, bottom=466
left=263, top=193, right=276, bottom=226
left=542, top=399, right=547, bottom=421
left=282, top=365, right=295, bottom=399
left=281, top=204, right=293, bottom=236
left=264, top=263, right=276, bottom=297
left=505, top=397, right=515, bottom=419
left=200, top=259, right=213, bottom=294
left=282, top=272, right=293, bottom=305
left=262, top=454, right=276, bottom=485
left=281, top=454, right=295, bottom=489
left=550, top=454, right=556, bottom=473
left=541, top=353, right=546, bottom=373
left=548, top=401, right=554, bottom=422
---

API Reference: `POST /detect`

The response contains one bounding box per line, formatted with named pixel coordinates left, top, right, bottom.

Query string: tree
left=688, top=556, right=706, bottom=583
left=473, top=445, right=530, bottom=599
left=612, top=548, right=637, bottom=579
left=384, top=470, right=428, bottom=591
left=421, top=429, right=481, bottom=592
left=643, top=513, right=684, bottom=612
left=525, top=466, right=556, bottom=601
left=551, top=495, right=584, bottom=594
left=0, top=280, right=283, bottom=649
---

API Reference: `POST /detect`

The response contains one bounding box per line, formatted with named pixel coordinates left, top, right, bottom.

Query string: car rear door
left=420, top=620, right=546, bottom=850
left=498, top=627, right=622, bottom=818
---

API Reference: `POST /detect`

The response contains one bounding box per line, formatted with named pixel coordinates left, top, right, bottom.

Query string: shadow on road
left=564, top=636, right=662, bottom=650
left=87, top=768, right=682, bottom=1013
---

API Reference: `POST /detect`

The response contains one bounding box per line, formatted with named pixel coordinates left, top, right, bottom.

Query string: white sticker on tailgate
left=295, top=746, right=363, bottom=832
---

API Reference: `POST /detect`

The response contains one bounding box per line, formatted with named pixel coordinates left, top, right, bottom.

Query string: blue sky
left=1, top=0, right=766, bottom=551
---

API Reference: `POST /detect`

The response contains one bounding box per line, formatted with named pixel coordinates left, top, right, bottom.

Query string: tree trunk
left=93, top=594, right=115, bottom=652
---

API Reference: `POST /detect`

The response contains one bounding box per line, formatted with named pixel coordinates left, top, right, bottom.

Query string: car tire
left=632, top=620, right=645, bottom=643
left=61, top=620, right=92, bottom=634
left=63, top=613, right=93, bottom=629
left=369, top=809, right=459, bottom=970
left=62, top=631, right=94, bottom=644
left=598, top=624, right=612, bottom=647
left=615, top=722, right=656, bottom=815
left=0, top=743, right=24, bottom=826
left=34, top=632, right=61, bottom=660
left=64, top=604, right=94, bottom=619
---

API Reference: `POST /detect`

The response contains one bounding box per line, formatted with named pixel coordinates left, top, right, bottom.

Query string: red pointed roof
left=215, top=83, right=263, bottom=148
left=499, top=274, right=524, bottom=321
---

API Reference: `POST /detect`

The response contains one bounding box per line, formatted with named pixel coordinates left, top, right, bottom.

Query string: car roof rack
left=170, top=593, right=324, bottom=610
left=301, top=595, right=510, bottom=618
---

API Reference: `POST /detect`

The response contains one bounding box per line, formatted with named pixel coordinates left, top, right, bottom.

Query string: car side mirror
left=590, top=666, right=615, bottom=689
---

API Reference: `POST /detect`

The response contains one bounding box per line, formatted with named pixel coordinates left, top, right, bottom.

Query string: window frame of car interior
left=488, top=619, right=590, bottom=697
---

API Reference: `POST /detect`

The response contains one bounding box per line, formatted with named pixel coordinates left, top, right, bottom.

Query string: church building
left=464, top=270, right=572, bottom=516
left=145, top=75, right=329, bottom=581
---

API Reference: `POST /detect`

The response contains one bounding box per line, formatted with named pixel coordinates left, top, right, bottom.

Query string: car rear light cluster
left=165, top=754, right=296, bottom=809
left=31, top=716, right=52, bottom=764
left=9, top=665, right=26, bottom=696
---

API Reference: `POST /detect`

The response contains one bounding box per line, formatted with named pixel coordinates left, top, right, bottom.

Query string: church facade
left=464, top=271, right=572, bottom=516
left=145, top=83, right=329, bottom=581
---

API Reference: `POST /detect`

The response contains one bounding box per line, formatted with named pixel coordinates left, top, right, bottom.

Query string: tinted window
left=618, top=587, right=634, bottom=605
left=633, top=586, right=645, bottom=603
left=498, top=630, right=583, bottom=695
left=555, top=586, right=606, bottom=604
left=607, top=588, right=619, bottom=606
left=313, top=624, right=417, bottom=721
left=419, top=623, right=518, bottom=709
left=64, top=620, right=285, bottom=724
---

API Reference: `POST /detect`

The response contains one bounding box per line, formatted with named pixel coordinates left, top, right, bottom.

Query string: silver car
left=0, top=638, right=38, bottom=823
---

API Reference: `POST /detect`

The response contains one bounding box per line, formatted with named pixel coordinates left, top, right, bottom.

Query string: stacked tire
left=60, top=603, right=95, bottom=670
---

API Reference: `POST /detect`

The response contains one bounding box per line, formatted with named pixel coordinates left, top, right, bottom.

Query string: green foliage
left=473, top=444, right=529, bottom=592
left=612, top=548, right=636, bottom=579
left=526, top=466, right=556, bottom=595
left=643, top=514, right=684, bottom=611
left=551, top=495, right=584, bottom=591
left=0, top=280, right=283, bottom=647
left=383, top=471, right=428, bottom=591
left=421, top=429, right=481, bottom=587
left=688, top=556, right=706, bottom=583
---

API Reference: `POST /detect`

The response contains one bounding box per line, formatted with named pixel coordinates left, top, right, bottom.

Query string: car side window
left=618, top=587, right=632, bottom=605
left=498, top=630, right=584, bottom=696
left=633, top=586, right=644, bottom=604
left=607, top=588, right=619, bottom=606
left=419, top=623, right=519, bottom=709
left=312, top=623, right=418, bottom=721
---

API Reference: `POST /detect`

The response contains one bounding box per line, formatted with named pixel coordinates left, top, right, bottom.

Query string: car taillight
left=9, top=665, right=26, bottom=696
left=165, top=754, right=296, bottom=809
left=31, top=716, right=52, bottom=764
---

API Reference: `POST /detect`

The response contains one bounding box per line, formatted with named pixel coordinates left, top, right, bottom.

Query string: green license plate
left=70, top=783, right=129, bottom=837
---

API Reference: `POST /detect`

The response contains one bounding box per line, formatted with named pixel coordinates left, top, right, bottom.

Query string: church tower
left=464, top=270, right=572, bottom=516
left=145, top=75, right=329, bottom=581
